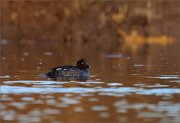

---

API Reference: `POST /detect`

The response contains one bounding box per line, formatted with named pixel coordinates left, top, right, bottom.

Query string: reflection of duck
left=46, top=58, right=90, bottom=78
left=52, top=76, right=89, bottom=81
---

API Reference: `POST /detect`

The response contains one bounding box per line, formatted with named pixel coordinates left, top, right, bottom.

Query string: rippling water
left=1, top=39, right=180, bottom=123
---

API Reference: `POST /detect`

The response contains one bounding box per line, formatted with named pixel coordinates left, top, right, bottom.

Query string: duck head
left=76, top=58, right=90, bottom=70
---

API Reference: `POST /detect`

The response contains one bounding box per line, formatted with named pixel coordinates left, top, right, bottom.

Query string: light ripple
left=1, top=86, right=179, bottom=95
left=3, top=80, right=69, bottom=85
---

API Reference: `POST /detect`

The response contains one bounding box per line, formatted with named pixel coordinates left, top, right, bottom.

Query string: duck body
left=46, top=59, right=90, bottom=78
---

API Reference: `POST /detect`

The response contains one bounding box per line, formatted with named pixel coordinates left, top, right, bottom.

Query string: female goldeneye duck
left=46, top=58, right=90, bottom=78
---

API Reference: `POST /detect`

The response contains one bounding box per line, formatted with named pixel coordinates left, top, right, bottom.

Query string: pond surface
left=0, top=39, right=179, bottom=123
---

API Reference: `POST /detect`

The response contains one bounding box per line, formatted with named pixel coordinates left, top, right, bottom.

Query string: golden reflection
left=112, top=5, right=127, bottom=23
left=11, top=12, right=18, bottom=21
left=118, top=29, right=175, bottom=52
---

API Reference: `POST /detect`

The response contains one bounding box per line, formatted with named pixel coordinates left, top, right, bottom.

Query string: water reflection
left=40, top=73, right=90, bottom=81
left=1, top=80, right=179, bottom=95
left=1, top=68, right=180, bottom=123
left=51, top=76, right=90, bottom=81
left=0, top=75, right=11, bottom=78
left=147, top=74, right=180, bottom=80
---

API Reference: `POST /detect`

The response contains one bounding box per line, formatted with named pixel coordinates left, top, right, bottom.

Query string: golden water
left=0, top=39, right=179, bottom=123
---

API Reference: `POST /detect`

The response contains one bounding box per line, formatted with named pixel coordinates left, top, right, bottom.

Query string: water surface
left=1, top=40, right=179, bottom=123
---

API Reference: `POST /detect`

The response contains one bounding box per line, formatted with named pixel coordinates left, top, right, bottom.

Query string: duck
left=46, top=58, right=90, bottom=78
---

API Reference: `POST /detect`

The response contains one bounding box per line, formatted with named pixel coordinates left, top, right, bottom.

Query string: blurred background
left=1, top=0, right=179, bottom=67
left=1, top=0, right=180, bottom=123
